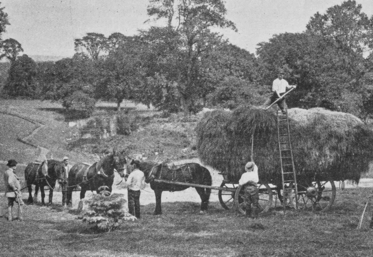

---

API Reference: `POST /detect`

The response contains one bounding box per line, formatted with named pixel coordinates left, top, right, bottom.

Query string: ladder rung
left=283, top=172, right=294, bottom=174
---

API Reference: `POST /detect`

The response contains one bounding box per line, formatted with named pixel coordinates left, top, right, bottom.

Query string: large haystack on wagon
left=196, top=106, right=373, bottom=213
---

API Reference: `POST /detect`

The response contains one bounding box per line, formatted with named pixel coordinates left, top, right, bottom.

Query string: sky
left=1, top=0, right=373, bottom=58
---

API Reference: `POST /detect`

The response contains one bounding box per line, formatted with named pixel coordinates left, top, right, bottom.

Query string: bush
left=116, top=113, right=141, bottom=135
left=63, top=91, right=96, bottom=119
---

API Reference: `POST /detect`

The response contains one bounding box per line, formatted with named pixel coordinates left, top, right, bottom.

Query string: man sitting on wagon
left=239, top=161, right=260, bottom=219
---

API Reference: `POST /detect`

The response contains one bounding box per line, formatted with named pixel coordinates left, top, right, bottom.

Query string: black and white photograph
left=0, top=0, right=373, bottom=256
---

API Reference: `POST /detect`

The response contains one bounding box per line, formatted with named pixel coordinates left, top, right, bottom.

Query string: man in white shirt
left=263, top=70, right=296, bottom=114
left=239, top=162, right=260, bottom=218
left=126, top=159, right=146, bottom=219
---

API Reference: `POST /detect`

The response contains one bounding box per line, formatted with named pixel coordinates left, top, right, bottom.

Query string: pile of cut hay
left=79, top=193, right=136, bottom=232
left=196, top=106, right=373, bottom=185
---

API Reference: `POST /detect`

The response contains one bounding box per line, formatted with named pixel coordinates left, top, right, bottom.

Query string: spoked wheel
left=234, top=183, right=273, bottom=215
left=297, top=180, right=336, bottom=212
left=218, top=181, right=238, bottom=210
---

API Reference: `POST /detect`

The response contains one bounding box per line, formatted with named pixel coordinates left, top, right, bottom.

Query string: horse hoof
left=153, top=212, right=162, bottom=215
left=199, top=211, right=206, bottom=215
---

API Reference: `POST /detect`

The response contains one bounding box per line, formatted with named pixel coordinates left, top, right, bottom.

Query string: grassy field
left=0, top=188, right=372, bottom=257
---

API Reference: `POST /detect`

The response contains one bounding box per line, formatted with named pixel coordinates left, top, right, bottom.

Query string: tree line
left=1, top=0, right=373, bottom=120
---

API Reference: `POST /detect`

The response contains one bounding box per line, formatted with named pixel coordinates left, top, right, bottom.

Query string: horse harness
left=29, top=161, right=56, bottom=191
left=65, top=162, right=115, bottom=189
left=156, top=163, right=193, bottom=192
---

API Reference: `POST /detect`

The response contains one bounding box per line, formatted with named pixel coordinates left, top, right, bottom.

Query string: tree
left=306, top=0, right=372, bottom=90
left=74, top=33, right=108, bottom=60
left=107, top=32, right=130, bottom=51
left=0, top=4, right=9, bottom=37
left=97, top=36, right=146, bottom=111
left=0, top=38, right=23, bottom=62
left=143, top=0, right=236, bottom=115
left=41, top=54, right=98, bottom=116
left=3, top=54, right=38, bottom=98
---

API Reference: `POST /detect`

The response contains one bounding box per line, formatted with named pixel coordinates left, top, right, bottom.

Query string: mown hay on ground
left=196, top=106, right=373, bottom=185
left=79, top=193, right=136, bottom=232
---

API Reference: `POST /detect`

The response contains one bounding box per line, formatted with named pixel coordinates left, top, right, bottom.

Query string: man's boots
left=251, top=207, right=258, bottom=219
left=18, top=206, right=23, bottom=221
left=245, top=208, right=251, bottom=217
left=8, top=207, right=12, bottom=221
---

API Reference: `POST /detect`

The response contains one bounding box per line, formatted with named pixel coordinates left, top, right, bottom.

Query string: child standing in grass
left=3, top=159, right=24, bottom=221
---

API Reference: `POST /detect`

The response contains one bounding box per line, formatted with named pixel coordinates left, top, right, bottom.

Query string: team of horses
left=22, top=151, right=213, bottom=214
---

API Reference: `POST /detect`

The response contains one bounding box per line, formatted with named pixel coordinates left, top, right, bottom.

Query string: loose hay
left=196, top=107, right=373, bottom=185
left=79, top=193, right=136, bottom=232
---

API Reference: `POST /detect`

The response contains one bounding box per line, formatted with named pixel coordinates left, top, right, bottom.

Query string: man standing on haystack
left=262, top=70, right=296, bottom=114
left=239, top=161, right=260, bottom=219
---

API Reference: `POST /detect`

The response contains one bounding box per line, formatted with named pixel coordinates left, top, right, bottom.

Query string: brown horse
left=127, top=158, right=212, bottom=215
left=24, top=159, right=66, bottom=205
left=66, top=150, right=127, bottom=208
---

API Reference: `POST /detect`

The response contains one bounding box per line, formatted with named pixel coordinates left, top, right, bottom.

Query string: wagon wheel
left=218, top=181, right=238, bottom=210
left=297, top=180, right=336, bottom=212
left=234, top=183, right=273, bottom=215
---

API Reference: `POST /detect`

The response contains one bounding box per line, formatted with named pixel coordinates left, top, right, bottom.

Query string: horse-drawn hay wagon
left=196, top=106, right=373, bottom=214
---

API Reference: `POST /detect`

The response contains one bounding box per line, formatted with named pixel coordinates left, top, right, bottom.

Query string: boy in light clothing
left=239, top=162, right=260, bottom=218
left=126, top=159, right=145, bottom=219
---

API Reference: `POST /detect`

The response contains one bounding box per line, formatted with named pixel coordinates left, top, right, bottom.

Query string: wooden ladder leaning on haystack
left=277, top=109, right=299, bottom=210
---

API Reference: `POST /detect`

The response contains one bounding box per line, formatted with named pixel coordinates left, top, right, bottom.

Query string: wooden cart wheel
left=297, top=180, right=336, bottom=212
left=218, top=181, right=237, bottom=210
left=234, top=183, right=273, bottom=215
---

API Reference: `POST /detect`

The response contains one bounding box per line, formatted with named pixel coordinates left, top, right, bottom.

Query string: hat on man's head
left=245, top=162, right=255, bottom=172
left=63, top=156, right=69, bottom=161
left=278, top=69, right=284, bottom=75
left=7, top=159, right=17, bottom=167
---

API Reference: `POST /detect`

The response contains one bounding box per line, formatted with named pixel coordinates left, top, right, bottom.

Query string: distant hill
left=29, top=55, right=71, bottom=63
left=0, top=55, right=71, bottom=63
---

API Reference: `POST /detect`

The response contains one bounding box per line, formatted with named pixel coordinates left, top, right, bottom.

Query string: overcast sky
left=1, top=0, right=372, bottom=57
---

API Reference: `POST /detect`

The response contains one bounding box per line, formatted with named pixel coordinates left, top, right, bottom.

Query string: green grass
left=0, top=188, right=372, bottom=257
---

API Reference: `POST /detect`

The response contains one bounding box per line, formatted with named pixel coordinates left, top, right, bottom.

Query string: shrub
left=63, top=91, right=95, bottom=119
left=116, top=113, right=141, bottom=135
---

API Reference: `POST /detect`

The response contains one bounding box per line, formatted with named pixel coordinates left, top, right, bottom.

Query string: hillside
left=0, top=99, right=199, bottom=165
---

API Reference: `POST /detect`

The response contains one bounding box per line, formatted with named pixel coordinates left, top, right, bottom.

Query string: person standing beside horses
left=3, top=159, right=24, bottom=221
left=126, top=159, right=145, bottom=219
left=262, top=70, right=296, bottom=114
left=239, top=161, right=260, bottom=219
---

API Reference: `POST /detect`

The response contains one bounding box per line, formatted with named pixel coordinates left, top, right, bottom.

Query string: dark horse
left=66, top=150, right=127, bottom=209
left=24, top=159, right=66, bottom=205
left=128, top=158, right=212, bottom=215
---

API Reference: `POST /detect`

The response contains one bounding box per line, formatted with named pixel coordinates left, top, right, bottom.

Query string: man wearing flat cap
left=3, top=159, right=24, bottom=221
left=262, top=69, right=296, bottom=114
left=239, top=161, right=260, bottom=218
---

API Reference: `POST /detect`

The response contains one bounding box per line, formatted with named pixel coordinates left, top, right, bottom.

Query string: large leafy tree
left=74, top=33, right=108, bottom=60
left=306, top=0, right=372, bottom=89
left=0, top=4, right=9, bottom=37
left=3, top=54, right=38, bottom=98
left=143, top=0, right=236, bottom=115
left=256, top=1, right=373, bottom=114
left=41, top=54, right=97, bottom=116
left=97, top=35, right=146, bottom=111
left=0, top=38, right=23, bottom=62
